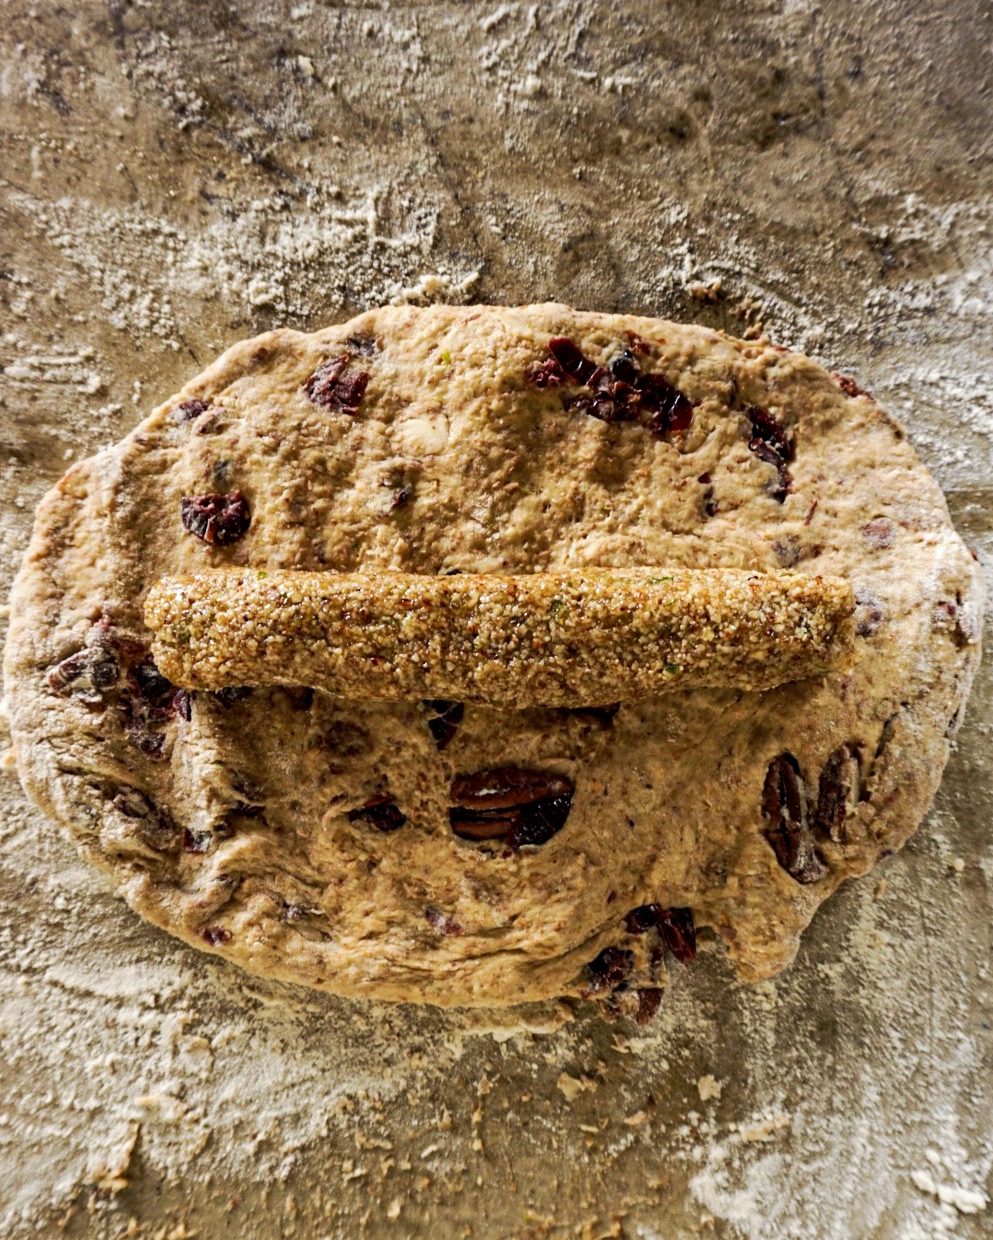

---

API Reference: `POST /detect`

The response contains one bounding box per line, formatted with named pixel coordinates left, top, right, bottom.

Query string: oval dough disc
left=3, top=304, right=983, bottom=1009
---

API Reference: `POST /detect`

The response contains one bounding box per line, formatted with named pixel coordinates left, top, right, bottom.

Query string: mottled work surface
left=0, top=1, right=990, bottom=1237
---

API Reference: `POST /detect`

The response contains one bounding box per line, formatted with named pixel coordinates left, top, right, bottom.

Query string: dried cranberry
left=625, top=904, right=663, bottom=934
left=761, top=753, right=827, bottom=883
left=201, top=926, right=231, bottom=946
left=423, top=699, right=464, bottom=751
left=181, top=492, right=251, bottom=546
left=746, top=407, right=794, bottom=502
left=636, top=987, right=664, bottom=1025
left=526, top=356, right=565, bottom=387
left=425, top=906, right=463, bottom=936
left=304, top=355, right=370, bottom=414
left=548, top=336, right=599, bottom=385
left=583, top=946, right=633, bottom=994
left=173, top=689, right=192, bottom=721
left=449, top=767, right=574, bottom=849
left=658, top=907, right=696, bottom=962
left=528, top=337, right=694, bottom=437
left=832, top=372, right=871, bottom=400
left=348, top=795, right=406, bottom=832
left=173, top=398, right=210, bottom=422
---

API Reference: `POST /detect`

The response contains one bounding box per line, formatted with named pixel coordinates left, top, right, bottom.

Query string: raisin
left=761, top=753, right=827, bottom=883
left=636, top=987, right=664, bottom=1025
left=390, top=484, right=414, bottom=511
left=425, top=906, right=463, bottom=936
left=746, top=406, right=794, bottom=502
left=304, top=355, right=370, bottom=414
left=449, top=767, right=574, bottom=849
left=183, top=828, right=214, bottom=853
left=172, top=398, right=210, bottom=423
left=201, top=926, right=231, bottom=946
left=348, top=795, right=407, bottom=832
left=658, top=907, right=696, bottom=962
left=582, top=946, right=633, bottom=995
left=181, top=492, right=251, bottom=545
left=813, top=744, right=861, bottom=843
left=422, top=699, right=464, bottom=751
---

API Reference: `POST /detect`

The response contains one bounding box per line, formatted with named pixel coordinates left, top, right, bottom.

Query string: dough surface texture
left=4, top=303, right=983, bottom=1009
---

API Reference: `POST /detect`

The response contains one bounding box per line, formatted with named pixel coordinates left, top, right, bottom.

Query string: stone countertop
left=1, top=2, right=990, bottom=1236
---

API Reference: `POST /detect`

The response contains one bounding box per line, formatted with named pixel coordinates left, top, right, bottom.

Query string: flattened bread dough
left=4, top=304, right=983, bottom=1008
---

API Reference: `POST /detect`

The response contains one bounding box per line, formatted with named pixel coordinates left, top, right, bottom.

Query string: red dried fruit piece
left=181, top=491, right=251, bottom=546
left=348, top=795, right=407, bottom=832
left=526, top=356, right=565, bottom=387
left=172, top=398, right=210, bottom=423
left=832, top=372, right=871, bottom=399
left=425, top=906, right=463, bottom=936
left=548, top=336, right=600, bottom=385
left=746, top=406, right=794, bottom=502
left=813, top=744, right=862, bottom=843
left=658, top=907, right=696, bottom=962
left=636, top=987, right=664, bottom=1025
left=304, top=354, right=370, bottom=414
left=761, top=753, right=827, bottom=883
left=625, top=903, right=663, bottom=934
left=582, top=946, right=633, bottom=995
left=422, top=699, right=464, bottom=751
left=201, top=926, right=231, bottom=946
left=529, top=338, right=694, bottom=437
left=449, top=767, right=574, bottom=849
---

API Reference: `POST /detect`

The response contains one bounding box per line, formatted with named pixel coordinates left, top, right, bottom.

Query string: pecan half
left=348, top=795, right=406, bottom=833
left=813, top=744, right=862, bottom=843
left=761, top=752, right=827, bottom=883
left=449, top=767, right=574, bottom=849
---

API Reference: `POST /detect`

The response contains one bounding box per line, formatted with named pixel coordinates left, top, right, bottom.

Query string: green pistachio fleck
left=664, top=662, right=681, bottom=674
left=439, top=349, right=452, bottom=365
